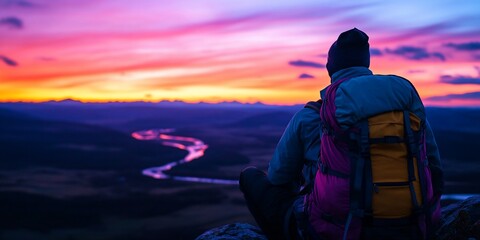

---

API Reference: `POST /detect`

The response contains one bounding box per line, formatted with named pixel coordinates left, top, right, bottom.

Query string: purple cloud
left=0, top=17, right=23, bottom=29
left=426, top=92, right=480, bottom=102
left=440, top=75, right=480, bottom=85
left=0, top=0, right=36, bottom=8
left=289, top=60, right=325, bottom=68
left=385, top=46, right=445, bottom=61
left=407, top=69, right=425, bottom=74
left=0, top=55, right=18, bottom=66
left=431, top=52, right=446, bottom=61
left=444, top=42, right=480, bottom=51
left=298, top=73, right=315, bottom=79
left=370, top=48, right=383, bottom=56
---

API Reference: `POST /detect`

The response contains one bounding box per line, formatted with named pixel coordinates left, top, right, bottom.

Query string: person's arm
left=267, top=111, right=305, bottom=190
left=406, top=79, right=444, bottom=199
left=425, top=119, right=444, bottom=199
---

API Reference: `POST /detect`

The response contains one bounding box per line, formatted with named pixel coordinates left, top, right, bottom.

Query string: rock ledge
left=196, top=196, right=480, bottom=240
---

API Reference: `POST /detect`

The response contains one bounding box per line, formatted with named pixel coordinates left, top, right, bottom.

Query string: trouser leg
left=239, top=167, right=297, bottom=240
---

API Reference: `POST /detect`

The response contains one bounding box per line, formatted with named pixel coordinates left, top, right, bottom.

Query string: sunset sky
left=1, top=0, right=479, bottom=106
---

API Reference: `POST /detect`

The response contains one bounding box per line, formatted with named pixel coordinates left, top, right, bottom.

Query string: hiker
left=239, top=28, right=443, bottom=240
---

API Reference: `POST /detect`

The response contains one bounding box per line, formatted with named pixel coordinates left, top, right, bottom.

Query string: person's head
left=326, top=28, right=370, bottom=77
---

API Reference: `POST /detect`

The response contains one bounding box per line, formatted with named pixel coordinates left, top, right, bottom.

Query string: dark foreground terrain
left=0, top=101, right=478, bottom=239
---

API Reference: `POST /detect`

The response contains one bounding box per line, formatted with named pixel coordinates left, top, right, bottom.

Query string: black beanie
left=326, top=28, right=370, bottom=77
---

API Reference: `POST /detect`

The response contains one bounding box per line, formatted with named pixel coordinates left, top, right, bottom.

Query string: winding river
left=131, top=129, right=239, bottom=185
left=131, top=129, right=478, bottom=201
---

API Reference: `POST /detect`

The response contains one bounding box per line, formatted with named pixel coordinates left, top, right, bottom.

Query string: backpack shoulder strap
left=304, top=99, right=323, bottom=113
left=298, top=99, right=322, bottom=196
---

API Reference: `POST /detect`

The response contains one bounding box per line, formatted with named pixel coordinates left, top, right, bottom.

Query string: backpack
left=304, top=77, right=441, bottom=240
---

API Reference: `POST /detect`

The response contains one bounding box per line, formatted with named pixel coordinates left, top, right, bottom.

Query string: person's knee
left=239, top=166, right=264, bottom=193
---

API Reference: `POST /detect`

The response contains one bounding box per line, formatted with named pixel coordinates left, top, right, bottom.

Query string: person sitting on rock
left=239, top=28, right=444, bottom=240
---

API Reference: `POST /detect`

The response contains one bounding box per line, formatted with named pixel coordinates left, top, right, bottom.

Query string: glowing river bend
left=132, top=129, right=239, bottom=185
left=131, top=129, right=478, bottom=201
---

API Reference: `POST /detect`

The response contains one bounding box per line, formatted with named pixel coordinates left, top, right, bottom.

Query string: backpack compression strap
left=299, top=99, right=323, bottom=196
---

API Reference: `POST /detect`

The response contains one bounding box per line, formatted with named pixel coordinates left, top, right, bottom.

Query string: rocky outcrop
left=437, top=196, right=480, bottom=240
left=196, top=196, right=480, bottom=240
left=195, top=223, right=267, bottom=240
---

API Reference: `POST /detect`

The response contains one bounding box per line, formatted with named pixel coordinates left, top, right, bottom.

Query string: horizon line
left=0, top=98, right=300, bottom=107
left=0, top=98, right=479, bottom=108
